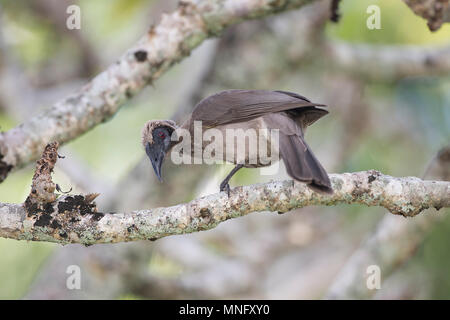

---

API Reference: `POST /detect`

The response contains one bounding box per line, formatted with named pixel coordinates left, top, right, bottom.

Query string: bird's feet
left=220, top=181, right=231, bottom=197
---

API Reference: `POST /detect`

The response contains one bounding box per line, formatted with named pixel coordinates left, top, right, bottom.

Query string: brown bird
left=142, top=89, right=333, bottom=195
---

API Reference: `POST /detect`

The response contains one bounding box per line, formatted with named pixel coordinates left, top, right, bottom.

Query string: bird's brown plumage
left=143, top=89, right=333, bottom=194
left=186, top=89, right=326, bottom=128
left=180, top=89, right=332, bottom=194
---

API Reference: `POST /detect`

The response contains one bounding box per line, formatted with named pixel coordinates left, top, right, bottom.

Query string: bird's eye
left=158, top=132, right=166, bottom=139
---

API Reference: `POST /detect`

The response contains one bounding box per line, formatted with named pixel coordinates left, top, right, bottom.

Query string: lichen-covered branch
left=0, top=144, right=448, bottom=245
left=1, top=171, right=447, bottom=245
left=0, top=0, right=317, bottom=183
left=324, top=145, right=450, bottom=299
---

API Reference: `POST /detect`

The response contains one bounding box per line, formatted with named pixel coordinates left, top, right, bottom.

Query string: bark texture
left=1, top=143, right=448, bottom=245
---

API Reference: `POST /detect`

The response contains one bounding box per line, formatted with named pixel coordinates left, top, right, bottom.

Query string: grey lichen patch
left=350, top=174, right=371, bottom=200
left=331, top=176, right=344, bottom=190
left=388, top=202, right=428, bottom=217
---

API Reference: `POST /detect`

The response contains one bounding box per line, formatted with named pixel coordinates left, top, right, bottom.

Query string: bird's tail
left=280, top=134, right=333, bottom=194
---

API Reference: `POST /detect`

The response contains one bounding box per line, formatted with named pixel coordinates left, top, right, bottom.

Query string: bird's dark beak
left=146, top=143, right=165, bottom=182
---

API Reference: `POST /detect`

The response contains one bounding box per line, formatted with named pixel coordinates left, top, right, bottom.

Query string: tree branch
left=324, top=41, right=450, bottom=81
left=1, top=143, right=448, bottom=245
left=0, top=0, right=317, bottom=183
left=324, top=145, right=450, bottom=299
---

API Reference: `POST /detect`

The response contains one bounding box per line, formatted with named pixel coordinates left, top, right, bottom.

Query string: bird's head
left=141, top=120, right=177, bottom=182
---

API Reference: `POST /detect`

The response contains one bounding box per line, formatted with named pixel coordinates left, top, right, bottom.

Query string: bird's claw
left=220, top=182, right=231, bottom=197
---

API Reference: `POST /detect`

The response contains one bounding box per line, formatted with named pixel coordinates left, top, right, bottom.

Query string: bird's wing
left=191, top=90, right=327, bottom=127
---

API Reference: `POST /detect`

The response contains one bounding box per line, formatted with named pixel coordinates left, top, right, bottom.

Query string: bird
left=142, top=89, right=333, bottom=196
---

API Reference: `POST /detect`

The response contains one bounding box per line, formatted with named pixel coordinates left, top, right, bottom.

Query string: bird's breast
left=188, top=117, right=280, bottom=167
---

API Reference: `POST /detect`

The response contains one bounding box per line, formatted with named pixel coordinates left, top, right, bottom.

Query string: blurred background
left=0, top=0, right=449, bottom=299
